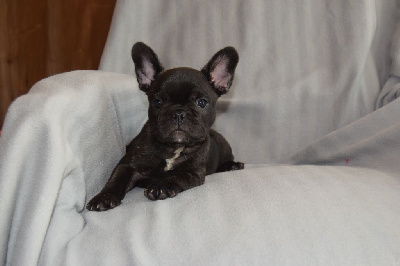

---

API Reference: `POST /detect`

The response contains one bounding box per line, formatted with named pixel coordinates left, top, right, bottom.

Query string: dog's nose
left=173, top=109, right=186, bottom=124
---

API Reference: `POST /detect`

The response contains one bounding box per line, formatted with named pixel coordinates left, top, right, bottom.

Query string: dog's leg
left=86, top=165, right=140, bottom=211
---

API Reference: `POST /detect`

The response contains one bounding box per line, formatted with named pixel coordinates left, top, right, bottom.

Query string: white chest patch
left=164, top=146, right=185, bottom=171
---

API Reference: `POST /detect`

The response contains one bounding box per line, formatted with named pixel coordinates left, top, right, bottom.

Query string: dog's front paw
left=144, top=180, right=182, bottom=201
left=86, top=192, right=121, bottom=211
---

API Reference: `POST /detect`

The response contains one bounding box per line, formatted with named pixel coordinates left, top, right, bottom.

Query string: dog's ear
left=131, top=42, right=164, bottom=92
left=201, top=47, right=239, bottom=96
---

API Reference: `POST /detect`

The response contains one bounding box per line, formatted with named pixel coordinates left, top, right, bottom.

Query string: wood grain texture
left=0, top=0, right=116, bottom=128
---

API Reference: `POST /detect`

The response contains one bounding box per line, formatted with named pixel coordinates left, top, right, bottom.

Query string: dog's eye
left=152, top=98, right=163, bottom=108
left=197, top=99, right=208, bottom=108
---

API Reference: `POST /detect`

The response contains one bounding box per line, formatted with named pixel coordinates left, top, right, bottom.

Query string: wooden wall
left=0, top=0, right=116, bottom=128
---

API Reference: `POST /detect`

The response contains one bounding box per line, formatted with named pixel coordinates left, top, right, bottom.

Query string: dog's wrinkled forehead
left=151, top=68, right=218, bottom=102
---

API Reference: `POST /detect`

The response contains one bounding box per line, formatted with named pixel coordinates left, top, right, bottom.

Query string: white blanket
left=1, top=0, right=400, bottom=265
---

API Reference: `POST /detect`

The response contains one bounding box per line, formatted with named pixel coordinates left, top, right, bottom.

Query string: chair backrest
left=100, top=0, right=398, bottom=163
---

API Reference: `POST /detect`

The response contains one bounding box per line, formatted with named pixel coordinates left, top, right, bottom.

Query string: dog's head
left=131, top=42, right=239, bottom=147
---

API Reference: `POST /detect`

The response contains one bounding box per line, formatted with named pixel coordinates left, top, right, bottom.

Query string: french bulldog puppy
left=87, top=42, right=244, bottom=211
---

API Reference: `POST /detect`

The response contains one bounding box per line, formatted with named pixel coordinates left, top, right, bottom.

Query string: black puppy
left=87, top=42, right=244, bottom=211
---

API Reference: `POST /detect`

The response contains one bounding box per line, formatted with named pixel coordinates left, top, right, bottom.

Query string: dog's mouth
left=161, top=129, right=206, bottom=146
left=170, top=130, right=189, bottom=143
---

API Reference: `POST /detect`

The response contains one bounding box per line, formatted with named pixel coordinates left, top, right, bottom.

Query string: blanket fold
left=0, top=71, right=145, bottom=265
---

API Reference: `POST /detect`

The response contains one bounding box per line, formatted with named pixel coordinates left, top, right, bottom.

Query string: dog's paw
left=230, top=161, right=245, bottom=170
left=144, top=180, right=182, bottom=201
left=86, top=192, right=121, bottom=211
left=216, top=161, right=245, bottom=172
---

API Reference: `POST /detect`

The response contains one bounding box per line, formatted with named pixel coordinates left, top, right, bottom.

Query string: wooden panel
left=0, top=0, right=116, bottom=128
